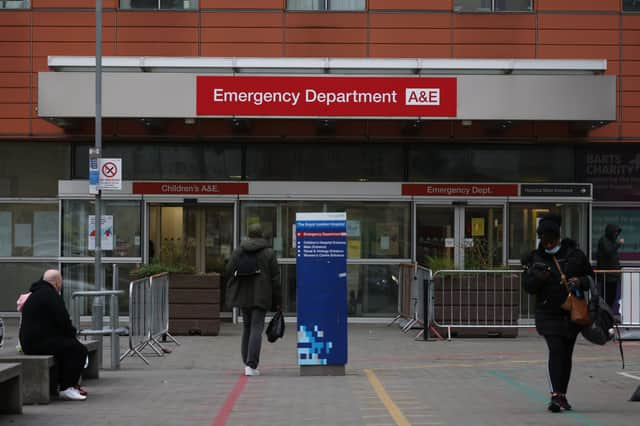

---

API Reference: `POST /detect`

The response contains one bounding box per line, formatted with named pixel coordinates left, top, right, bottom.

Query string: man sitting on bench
left=19, top=269, right=88, bottom=401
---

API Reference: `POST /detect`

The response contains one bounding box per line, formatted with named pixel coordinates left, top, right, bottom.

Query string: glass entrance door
left=148, top=204, right=234, bottom=275
left=416, top=205, right=504, bottom=270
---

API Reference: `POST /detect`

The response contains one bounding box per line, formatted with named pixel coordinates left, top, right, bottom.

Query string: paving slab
left=0, top=318, right=638, bottom=426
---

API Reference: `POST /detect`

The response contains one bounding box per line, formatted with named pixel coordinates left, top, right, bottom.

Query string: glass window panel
left=454, top=0, right=492, bottom=12
left=61, top=263, right=136, bottom=316
left=508, top=203, right=589, bottom=262
left=287, top=0, right=324, bottom=10
left=494, top=0, right=531, bottom=11
left=0, top=203, right=58, bottom=257
left=329, top=0, right=365, bottom=10
left=0, top=1, right=29, bottom=9
left=62, top=200, right=142, bottom=258
left=0, top=143, right=70, bottom=197
left=624, top=0, right=640, bottom=12
left=455, top=0, right=531, bottom=12
left=464, top=207, right=504, bottom=268
left=281, top=263, right=399, bottom=316
left=0, top=262, right=57, bottom=311
left=246, top=144, right=403, bottom=181
left=122, top=0, right=197, bottom=9
left=416, top=207, right=455, bottom=269
left=408, top=145, right=573, bottom=182
left=241, top=201, right=410, bottom=259
left=592, top=208, right=640, bottom=262
left=73, top=144, right=241, bottom=180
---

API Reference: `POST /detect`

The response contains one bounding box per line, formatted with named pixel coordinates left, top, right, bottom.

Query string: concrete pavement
left=0, top=318, right=639, bottom=426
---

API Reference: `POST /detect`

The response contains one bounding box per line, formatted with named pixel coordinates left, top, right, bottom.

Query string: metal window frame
left=120, top=0, right=198, bottom=10
left=287, top=0, right=366, bottom=11
left=454, top=0, right=533, bottom=13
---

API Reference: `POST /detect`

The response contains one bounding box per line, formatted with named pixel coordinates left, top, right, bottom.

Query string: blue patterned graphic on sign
left=297, top=325, right=334, bottom=365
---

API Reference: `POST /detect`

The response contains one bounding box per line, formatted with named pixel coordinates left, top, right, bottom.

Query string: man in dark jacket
left=596, top=224, right=624, bottom=314
left=521, top=214, right=594, bottom=413
left=225, top=223, right=281, bottom=376
left=20, top=269, right=88, bottom=401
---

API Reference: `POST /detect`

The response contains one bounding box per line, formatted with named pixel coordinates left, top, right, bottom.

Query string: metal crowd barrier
left=120, top=273, right=179, bottom=365
left=430, top=270, right=530, bottom=340
left=148, top=273, right=179, bottom=348
left=594, top=268, right=640, bottom=328
left=388, top=264, right=438, bottom=340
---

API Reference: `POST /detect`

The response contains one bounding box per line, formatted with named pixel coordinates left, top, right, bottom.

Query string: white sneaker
left=244, top=366, right=260, bottom=376
left=59, top=387, right=87, bottom=401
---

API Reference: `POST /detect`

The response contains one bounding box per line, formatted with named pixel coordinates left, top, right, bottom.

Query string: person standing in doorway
left=596, top=224, right=624, bottom=316
left=521, top=214, right=594, bottom=412
left=20, top=269, right=88, bottom=401
left=225, top=223, right=281, bottom=376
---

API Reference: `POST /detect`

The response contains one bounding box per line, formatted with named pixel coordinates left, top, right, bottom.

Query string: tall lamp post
left=91, top=0, right=104, bottom=340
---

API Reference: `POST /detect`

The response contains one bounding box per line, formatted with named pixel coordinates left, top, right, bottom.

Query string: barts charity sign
left=196, top=76, right=457, bottom=118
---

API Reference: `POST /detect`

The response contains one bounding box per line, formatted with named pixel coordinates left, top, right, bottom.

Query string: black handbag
left=265, top=310, right=285, bottom=343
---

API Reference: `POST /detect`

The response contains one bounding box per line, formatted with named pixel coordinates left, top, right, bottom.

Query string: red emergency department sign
left=196, top=76, right=457, bottom=117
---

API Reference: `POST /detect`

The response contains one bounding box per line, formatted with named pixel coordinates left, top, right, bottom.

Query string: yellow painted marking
left=364, top=369, right=411, bottom=426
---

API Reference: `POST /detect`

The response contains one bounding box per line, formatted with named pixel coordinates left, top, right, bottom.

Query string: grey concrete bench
left=0, top=339, right=101, bottom=405
left=0, top=363, right=22, bottom=414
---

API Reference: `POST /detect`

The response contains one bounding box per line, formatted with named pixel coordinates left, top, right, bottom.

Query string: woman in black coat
left=521, top=214, right=594, bottom=413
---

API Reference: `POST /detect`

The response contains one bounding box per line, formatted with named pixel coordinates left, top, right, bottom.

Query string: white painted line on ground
left=617, top=372, right=640, bottom=381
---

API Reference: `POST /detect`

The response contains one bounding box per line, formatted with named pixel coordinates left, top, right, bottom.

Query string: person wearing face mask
left=19, top=269, right=89, bottom=401
left=521, top=214, right=594, bottom=413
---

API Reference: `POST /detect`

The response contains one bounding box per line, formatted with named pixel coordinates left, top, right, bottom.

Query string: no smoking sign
left=98, top=158, right=122, bottom=190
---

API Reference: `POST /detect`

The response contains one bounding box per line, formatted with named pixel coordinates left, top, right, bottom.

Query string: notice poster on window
left=0, top=212, right=11, bottom=256
left=34, top=211, right=58, bottom=256
left=347, top=239, right=361, bottom=259
left=471, top=217, right=485, bottom=237
left=88, top=215, right=114, bottom=251
left=376, top=223, right=399, bottom=256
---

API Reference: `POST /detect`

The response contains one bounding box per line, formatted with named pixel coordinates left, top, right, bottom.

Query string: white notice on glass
left=444, top=238, right=455, bottom=248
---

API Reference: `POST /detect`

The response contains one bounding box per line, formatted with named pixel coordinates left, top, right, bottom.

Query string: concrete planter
left=167, top=273, right=220, bottom=336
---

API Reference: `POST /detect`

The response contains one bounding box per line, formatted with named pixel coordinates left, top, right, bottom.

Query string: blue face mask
left=545, top=245, right=561, bottom=255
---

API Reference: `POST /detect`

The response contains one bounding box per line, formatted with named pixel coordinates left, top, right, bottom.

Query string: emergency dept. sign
left=196, top=76, right=457, bottom=117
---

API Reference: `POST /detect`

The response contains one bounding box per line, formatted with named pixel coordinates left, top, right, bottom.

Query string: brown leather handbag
left=552, top=256, right=591, bottom=326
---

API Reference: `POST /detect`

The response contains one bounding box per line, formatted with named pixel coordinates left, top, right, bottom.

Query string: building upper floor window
left=624, top=0, right=640, bottom=12
left=120, top=0, right=198, bottom=10
left=454, top=0, right=532, bottom=12
left=287, top=0, right=366, bottom=11
left=0, top=0, right=29, bottom=9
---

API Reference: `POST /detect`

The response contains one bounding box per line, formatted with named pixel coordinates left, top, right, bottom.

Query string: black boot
left=559, top=395, right=572, bottom=411
left=548, top=394, right=562, bottom=413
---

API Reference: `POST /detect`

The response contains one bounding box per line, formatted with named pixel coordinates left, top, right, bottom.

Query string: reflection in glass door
left=463, top=207, right=504, bottom=269
left=416, top=205, right=504, bottom=270
left=148, top=204, right=234, bottom=275
left=416, top=207, right=455, bottom=270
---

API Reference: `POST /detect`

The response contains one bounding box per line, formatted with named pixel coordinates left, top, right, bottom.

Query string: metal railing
left=430, top=269, right=530, bottom=340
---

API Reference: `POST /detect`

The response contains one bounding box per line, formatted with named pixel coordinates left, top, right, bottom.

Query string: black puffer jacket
left=19, top=280, right=77, bottom=354
left=521, top=239, right=594, bottom=336
left=596, top=224, right=622, bottom=269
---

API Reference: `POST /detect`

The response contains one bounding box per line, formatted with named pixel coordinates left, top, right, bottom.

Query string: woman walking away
left=521, top=214, right=594, bottom=412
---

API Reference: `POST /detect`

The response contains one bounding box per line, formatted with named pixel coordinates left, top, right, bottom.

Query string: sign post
left=296, top=212, right=348, bottom=376
left=92, top=0, right=104, bottom=352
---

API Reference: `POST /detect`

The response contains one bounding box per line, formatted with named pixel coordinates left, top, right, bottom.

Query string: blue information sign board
left=296, top=212, right=348, bottom=366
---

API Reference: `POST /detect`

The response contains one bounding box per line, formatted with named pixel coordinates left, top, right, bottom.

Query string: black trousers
left=26, top=337, right=88, bottom=390
left=543, top=332, right=578, bottom=394
left=241, top=308, right=266, bottom=369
